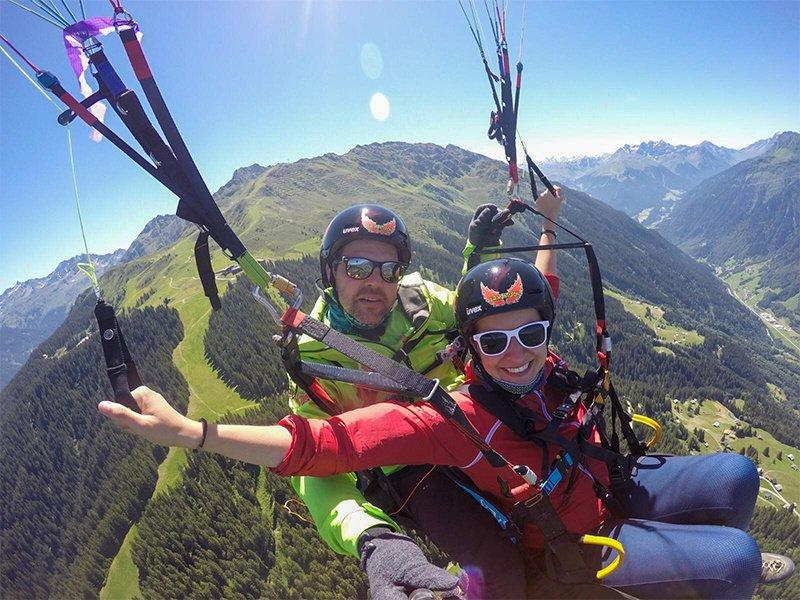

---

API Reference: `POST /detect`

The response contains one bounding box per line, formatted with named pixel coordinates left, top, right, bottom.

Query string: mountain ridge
left=540, top=132, right=792, bottom=218
left=657, top=132, right=800, bottom=333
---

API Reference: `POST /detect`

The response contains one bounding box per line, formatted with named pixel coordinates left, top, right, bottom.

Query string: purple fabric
left=62, top=17, right=122, bottom=80
left=60, top=18, right=139, bottom=142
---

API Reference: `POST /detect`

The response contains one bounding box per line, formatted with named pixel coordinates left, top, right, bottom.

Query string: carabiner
left=632, top=414, right=662, bottom=449
left=113, top=10, right=135, bottom=32
left=252, top=272, right=303, bottom=325
left=579, top=534, right=625, bottom=580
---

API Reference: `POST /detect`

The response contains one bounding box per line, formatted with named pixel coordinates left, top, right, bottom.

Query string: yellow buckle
left=580, top=534, right=625, bottom=580
left=632, top=414, right=662, bottom=449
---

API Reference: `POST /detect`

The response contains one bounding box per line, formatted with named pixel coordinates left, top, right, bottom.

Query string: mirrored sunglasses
left=338, top=256, right=409, bottom=283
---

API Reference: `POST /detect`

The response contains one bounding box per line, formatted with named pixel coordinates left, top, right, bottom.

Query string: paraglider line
left=38, top=0, right=68, bottom=22
left=29, top=0, right=69, bottom=26
left=518, top=0, right=527, bottom=62
left=6, top=0, right=65, bottom=29
left=65, top=126, right=101, bottom=296
left=0, top=33, right=44, bottom=75
left=482, top=0, right=499, bottom=46
left=58, top=0, right=79, bottom=24
left=34, top=0, right=70, bottom=26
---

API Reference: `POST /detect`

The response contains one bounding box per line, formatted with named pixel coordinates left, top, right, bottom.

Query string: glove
left=468, top=203, right=513, bottom=249
left=359, top=527, right=465, bottom=600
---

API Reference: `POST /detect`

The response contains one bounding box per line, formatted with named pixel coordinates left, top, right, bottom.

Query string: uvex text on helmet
left=319, top=204, right=412, bottom=287
left=454, top=258, right=555, bottom=337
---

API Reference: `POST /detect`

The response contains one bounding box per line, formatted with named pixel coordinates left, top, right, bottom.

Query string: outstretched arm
left=99, top=385, right=474, bottom=473
left=98, top=386, right=292, bottom=467
left=99, top=387, right=467, bottom=598
left=534, top=186, right=563, bottom=276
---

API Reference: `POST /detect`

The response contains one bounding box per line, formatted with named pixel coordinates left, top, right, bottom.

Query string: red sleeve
left=271, top=399, right=480, bottom=477
left=545, top=273, right=560, bottom=300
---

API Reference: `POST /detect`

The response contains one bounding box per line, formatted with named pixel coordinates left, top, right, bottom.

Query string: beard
left=342, top=288, right=393, bottom=327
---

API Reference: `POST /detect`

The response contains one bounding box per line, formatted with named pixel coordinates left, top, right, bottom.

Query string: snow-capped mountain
left=538, top=133, right=790, bottom=219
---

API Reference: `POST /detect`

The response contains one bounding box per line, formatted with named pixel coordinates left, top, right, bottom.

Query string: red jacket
left=273, top=360, right=611, bottom=551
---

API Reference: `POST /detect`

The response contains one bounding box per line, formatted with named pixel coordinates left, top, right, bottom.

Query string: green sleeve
left=462, top=240, right=502, bottom=275
left=288, top=389, right=400, bottom=557
left=289, top=474, right=400, bottom=557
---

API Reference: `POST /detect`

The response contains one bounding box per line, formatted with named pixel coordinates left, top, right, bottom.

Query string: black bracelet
left=196, top=418, right=208, bottom=451
left=542, top=229, right=557, bottom=239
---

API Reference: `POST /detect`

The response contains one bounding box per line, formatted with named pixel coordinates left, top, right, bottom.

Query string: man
left=287, top=203, right=531, bottom=599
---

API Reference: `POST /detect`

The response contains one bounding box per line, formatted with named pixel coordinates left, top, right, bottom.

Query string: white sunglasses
left=472, top=320, right=550, bottom=356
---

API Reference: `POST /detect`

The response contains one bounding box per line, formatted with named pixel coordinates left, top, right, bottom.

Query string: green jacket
left=288, top=271, right=464, bottom=557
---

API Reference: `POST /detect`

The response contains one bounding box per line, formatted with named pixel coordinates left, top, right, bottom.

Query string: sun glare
left=370, top=92, right=390, bottom=122
left=360, top=43, right=383, bottom=79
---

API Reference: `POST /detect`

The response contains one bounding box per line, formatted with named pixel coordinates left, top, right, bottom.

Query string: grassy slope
left=672, top=398, right=800, bottom=511
left=100, top=525, right=140, bottom=600
left=101, top=239, right=255, bottom=599
left=606, top=288, right=704, bottom=346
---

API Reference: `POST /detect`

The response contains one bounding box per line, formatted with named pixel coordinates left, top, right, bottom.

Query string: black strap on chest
left=466, top=366, right=639, bottom=499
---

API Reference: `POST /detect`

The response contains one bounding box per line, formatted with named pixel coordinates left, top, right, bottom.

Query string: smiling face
left=472, top=307, right=548, bottom=384
left=330, top=238, right=400, bottom=327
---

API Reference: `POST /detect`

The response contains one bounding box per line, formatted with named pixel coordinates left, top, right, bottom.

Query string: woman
left=100, top=259, right=780, bottom=599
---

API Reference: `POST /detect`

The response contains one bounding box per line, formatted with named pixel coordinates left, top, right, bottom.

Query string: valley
left=671, top=397, right=799, bottom=515
left=719, top=262, right=800, bottom=356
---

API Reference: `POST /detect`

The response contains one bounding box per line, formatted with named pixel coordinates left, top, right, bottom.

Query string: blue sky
left=1, top=0, right=798, bottom=291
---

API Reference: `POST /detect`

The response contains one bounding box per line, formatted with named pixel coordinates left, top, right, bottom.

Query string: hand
left=468, top=203, right=513, bottom=249
left=98, top=386, right=201, bottom=448
left=535, top=186, right=563, bottom=225
left=360, top=528, right=466, bottom=600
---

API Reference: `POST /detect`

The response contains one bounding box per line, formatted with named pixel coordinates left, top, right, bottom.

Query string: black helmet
left=454, top=258, right=555, bottom=339
left=320, top=204, right=412, bottom=287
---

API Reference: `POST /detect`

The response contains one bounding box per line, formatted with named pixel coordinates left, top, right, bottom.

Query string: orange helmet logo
left=361, top=209, right=396, bottom=236
left=480, top=274, right=524, bottom=307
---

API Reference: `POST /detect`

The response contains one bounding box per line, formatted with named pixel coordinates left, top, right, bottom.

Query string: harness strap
left=607, top=381, right=648, bottom=457
left=116, top=27, right=247, bottom=261
left=113, top=89, right=183, bottom=182
left=57, top=88, right=105, bottom=125
left=278, top=330, right=410, bottom=514
left=512, top=491, right=594, bottom=583
left=194, top=232, right=221, bottom=311
left=467, top=375, right=637, bottom=501
left=38, top=72, right=182, bottom=195
left=297, top=361, right=413, bottom=397
left=94, top=300, right=141, bottom=413
left=444, top=467, right=519, bottom=540
left=282, top=309, right=514, bottom=471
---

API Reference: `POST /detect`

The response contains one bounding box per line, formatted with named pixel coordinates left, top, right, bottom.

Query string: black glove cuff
left=357, top=526, right=396, bottom=558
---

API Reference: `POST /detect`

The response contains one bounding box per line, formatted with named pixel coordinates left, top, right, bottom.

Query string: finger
left=130, top=386, right=151, bottom=410
left=473, top=202, right=496, bottom=216
left=98, top=400, right=148, bottom=430
left=489, top=211, right=513, bottom=233
left=491, top=217, right=513, bottom=230
left=476, top=212, right=497, bottom=227
left=405, top=564, right=460, bottom=593
left=474, top=204, right=498, bottom=222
